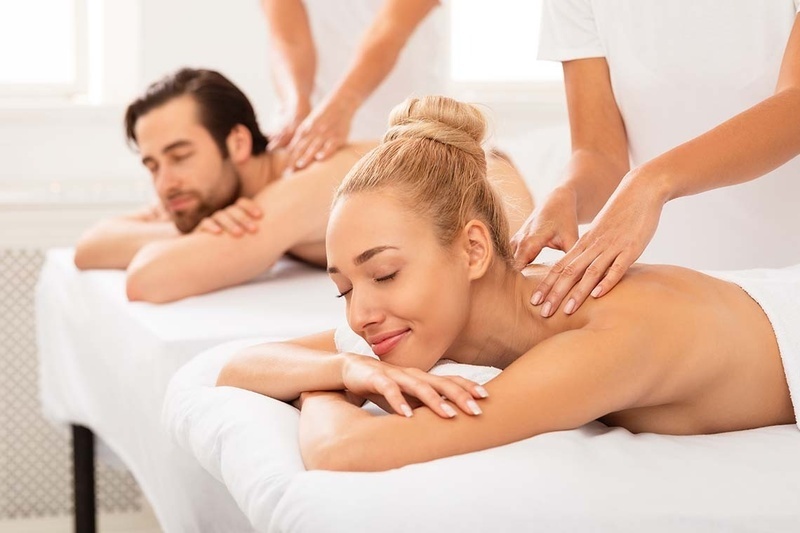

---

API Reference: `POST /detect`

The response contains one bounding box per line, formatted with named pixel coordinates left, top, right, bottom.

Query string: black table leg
left=72, top=424, right=96, bottom=533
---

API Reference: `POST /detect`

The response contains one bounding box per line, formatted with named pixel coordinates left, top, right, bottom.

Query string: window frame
left=0, top=0, right=89, bottom=99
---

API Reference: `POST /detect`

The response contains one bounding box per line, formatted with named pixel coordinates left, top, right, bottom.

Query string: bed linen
left=35, top=248, right=343, bottom=533
left=166, top=336, right=800, bottom=533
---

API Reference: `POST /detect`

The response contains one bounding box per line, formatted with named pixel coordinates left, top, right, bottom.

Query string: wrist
left=626, top=164, right=673, bottom=205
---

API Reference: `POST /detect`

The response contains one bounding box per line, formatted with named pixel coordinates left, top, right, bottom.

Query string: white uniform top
left=539, top=0, right=800, bottom=270
left=292, top=0, right=447, bottom=139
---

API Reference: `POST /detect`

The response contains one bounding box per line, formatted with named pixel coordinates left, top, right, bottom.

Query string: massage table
left=166, top=337, right=800, bottom=533
left=35, top=248, right=344, bottom=532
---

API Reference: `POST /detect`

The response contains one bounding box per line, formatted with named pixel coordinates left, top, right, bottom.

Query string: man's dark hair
left=124, top=68, right=268, bottom=156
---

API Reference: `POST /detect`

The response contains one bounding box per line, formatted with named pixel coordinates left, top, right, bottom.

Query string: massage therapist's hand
left=532, top=171, right=667, bottom=317
left=341, top=353, right=488, bottom=419
left=269, top=99, right=312, bottom=151
left=286, top=96, right=356, bottom=171
left=196, top=197, right=263, bottom=237
left=511, top=185, right=580, bottom=270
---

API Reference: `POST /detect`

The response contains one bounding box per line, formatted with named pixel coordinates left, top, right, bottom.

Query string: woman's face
left=326, top=191, right=473, bottom=370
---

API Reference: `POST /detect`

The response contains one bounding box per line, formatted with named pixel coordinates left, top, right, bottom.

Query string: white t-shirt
left=275, top=0, right=447, bottom=140
left=539, top=0, right=800, bottom=270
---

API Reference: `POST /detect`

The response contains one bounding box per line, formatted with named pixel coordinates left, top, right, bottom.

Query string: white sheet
left=166, top=300, right=800, bottom=533
left=35, top=248, right=343, bottom=533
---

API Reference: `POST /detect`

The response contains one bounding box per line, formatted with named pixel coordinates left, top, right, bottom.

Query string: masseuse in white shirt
left=262, top=0, right=444, bottom=171
left=512, top=0, right=800, bottom=318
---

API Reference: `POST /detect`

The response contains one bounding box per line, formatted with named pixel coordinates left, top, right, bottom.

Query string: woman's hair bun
left=383, top=95, right=487, bottom=159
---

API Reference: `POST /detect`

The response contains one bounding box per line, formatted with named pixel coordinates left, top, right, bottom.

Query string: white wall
left=0, top=0, right=568, bottom=249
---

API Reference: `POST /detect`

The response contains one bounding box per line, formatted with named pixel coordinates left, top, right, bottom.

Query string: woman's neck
left=443, top=263, right=578, bottom=369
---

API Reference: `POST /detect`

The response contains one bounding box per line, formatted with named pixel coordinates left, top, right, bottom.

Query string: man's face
left=135, top=95, right=240, bottom=233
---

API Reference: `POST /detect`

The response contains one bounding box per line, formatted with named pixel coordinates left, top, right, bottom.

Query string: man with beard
left=74, top=68, right=533, bottom=303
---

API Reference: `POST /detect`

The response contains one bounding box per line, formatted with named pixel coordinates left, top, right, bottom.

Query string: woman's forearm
left=324, top=0, right=439, bottom=116
left=559, top=149, right=630, bottom=224
left=216, top=343, right=346, bottom=401
left=262, top=0, right=316, bottom=106
left=638, top=87, right=800, bottom=202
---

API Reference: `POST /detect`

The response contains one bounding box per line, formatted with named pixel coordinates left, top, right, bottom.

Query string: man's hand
left=286, top=97, right=356, bottom=171
left=530, top=173, right=665, bottom=317
left=511, top=186, right=580, bottom=270
left=195, top=197, right=263, bottom=237
left=341, top=353, right=488, bottom=419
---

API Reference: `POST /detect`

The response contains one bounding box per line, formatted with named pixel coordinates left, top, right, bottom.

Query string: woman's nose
left=348, top=290, right=384, bottom=332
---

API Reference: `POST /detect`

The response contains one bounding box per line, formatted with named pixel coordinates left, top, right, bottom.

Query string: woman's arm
left=261, top=0, right=316, bottom=148
left=529, top=15, right=800, bottom=317
left=300, top=327, right=655, bottom=472
left=286, top=0, right=440, bottom=169
left=218, top=330, right=488, bottom=417
left=216, top=330, right=343, bottom=401
left=512, top=57, right=629, bottom=266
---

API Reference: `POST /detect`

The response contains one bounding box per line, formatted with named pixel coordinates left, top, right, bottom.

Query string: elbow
left=73, top=245, right=92, bottom=270
left=216, top=357, right=243, bottom=388
left=301, top=434, right=356, bottom=472
left=125, top=263, right=175, bottom=303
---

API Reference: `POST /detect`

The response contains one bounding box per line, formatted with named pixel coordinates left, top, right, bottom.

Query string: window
left=0, top=0, right=87, bottom=98
left=450, top=0, right=562, bottom=98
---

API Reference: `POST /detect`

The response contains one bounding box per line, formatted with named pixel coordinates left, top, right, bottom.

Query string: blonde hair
left=334, top=96, right=513, bottom=265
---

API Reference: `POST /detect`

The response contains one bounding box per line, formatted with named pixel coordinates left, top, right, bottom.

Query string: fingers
left=196, top=217, right=222, bottom=235
left=532, top=240, right=593, bottom=316
left=391, top=370, right=487, bottom=418
left=315, top=138, right=341, bottom=162
left=234, top=197, right=263, bottom=221
left=511, top=230, right=547, bottom=271
left=294, top=137, right=325, bottom=170
left=592, top=253, right=634, bottom=299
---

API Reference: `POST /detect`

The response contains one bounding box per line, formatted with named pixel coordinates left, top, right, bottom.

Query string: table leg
left=72, top=424, right=96, bottom=533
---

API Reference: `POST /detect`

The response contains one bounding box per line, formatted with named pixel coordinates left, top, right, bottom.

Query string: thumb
left=557, top=224, right=579, bottom=252
left=512, top=231, right=547, bottom=270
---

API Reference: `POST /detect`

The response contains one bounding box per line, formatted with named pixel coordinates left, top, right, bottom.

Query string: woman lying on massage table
left=217, top=96, right=798, bottom=472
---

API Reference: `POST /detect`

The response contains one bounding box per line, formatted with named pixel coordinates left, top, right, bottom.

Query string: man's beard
left=170, top=178, right=242, bottom=234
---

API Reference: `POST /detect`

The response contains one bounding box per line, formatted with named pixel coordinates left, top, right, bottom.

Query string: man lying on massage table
left=217, top=96, right=798, bottom=472
left=74, top=68, right=533, bottom=303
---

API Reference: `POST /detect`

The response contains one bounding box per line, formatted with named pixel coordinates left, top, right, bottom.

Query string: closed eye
left=375, top=272, right=397, bottom=283
left=336, top=288, right=352, bottom=299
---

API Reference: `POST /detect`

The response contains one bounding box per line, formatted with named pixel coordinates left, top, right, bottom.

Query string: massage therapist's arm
left=300, top=328, right=654, bottom=472
left=261, top=0, right=316, bottom=149
left=285, top=0, right=440, bottom=169
left=511, top=58, right=629, bottom=266
left=74, top=204, right=179, bottom=270
left=125, top=145, right=366, bottom=303
left=528, top=15, right=800, bottom=317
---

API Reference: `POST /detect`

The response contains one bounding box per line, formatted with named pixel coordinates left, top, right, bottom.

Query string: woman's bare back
left=574, top=265, right=795, bottom=434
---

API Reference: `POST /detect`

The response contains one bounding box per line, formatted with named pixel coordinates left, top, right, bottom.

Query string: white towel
left=706, top=264, right=800, bottom=430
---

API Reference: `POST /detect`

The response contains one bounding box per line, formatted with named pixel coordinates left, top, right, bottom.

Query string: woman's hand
left=531, top=171, right=668, bottom=317
left=341, top=353, right=488, bottom=419
left=195, top=197, right=263, bottom=237
left=511, top=186, right=580, bottom=270
left=286, top=96, right=357, bottom=171
left=269, top=99, right=312, bottom=151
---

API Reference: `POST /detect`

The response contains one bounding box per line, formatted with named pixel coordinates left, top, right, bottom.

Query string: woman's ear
left=462, top=220, right=493, bottom=281
left=225, top=124, right=253, bottom=164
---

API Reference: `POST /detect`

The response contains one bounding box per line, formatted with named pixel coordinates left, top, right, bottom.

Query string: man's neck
left=443, top=264, right=577, bottom=369
left=237, top=152, right=279, bottom=198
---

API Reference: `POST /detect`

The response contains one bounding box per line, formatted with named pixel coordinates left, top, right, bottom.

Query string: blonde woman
left=217, top=96, right=798, bottom=472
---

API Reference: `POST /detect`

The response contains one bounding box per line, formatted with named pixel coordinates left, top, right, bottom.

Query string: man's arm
left=300, top=326, right=656, bottom=472
left=125, top=144, right=372, bottom=303
left=74, top=204, right=179, bottom=270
